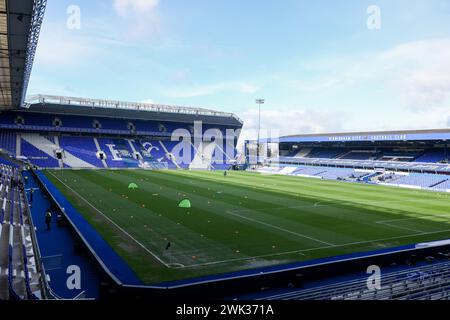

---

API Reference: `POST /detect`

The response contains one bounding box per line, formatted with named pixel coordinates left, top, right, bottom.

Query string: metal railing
left=25, top=94, right=243, bottom=124
left=271, top=156, right=450, bottom=174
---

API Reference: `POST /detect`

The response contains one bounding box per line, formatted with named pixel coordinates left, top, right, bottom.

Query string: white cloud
left=341, top=105, right=450, bottom=133
left=287, top=39, right=450, bottom=112
left=113, top=0, right=161, bottom=38
left=236, top=107, right=346, bottom=150
left=33, top=26, right=97, bottom=69
left=114, top=0, right=160, bottom=18
left=379, top=39, right=450, bottom=109
left=163, top=81, right=261, bottom=98
left=235, top=39, right=450, bottom=146
left=277, top=38, right=450, bottom=136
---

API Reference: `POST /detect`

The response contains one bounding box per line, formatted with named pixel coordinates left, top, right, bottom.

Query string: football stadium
left=1, top=0, right=450, bottom=305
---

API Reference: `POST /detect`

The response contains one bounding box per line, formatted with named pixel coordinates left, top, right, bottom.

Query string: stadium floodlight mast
left=255, top=99, right=265, bottom=164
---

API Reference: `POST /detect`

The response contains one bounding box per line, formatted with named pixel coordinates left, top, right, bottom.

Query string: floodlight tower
left=255, top=98, right=265, bottom=164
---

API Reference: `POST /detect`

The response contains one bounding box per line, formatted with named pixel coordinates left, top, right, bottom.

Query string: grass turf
left=44, top=169, right=450, bottom=284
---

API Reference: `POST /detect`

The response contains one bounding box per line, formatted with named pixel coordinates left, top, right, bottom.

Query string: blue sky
left=28, top=0, right=450, bottom=141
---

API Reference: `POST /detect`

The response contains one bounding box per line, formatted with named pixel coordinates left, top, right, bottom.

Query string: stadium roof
left=0, top=0, right=46, bottom=110
left=282, top=128, right=450, bottom=138
left=275, top=128, right=450, bottom=143
left=23, top=94, right=244, bottom=126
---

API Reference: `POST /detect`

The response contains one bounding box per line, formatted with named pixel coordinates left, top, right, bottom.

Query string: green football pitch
left=44, top=169, right=450, bottom=284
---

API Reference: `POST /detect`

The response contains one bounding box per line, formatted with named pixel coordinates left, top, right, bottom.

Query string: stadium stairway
left=211, top=139, right=236, bottom=170
left=19, top=134, right=95, bottom=169
left=278, top=166, right=298, bottom=175
left=362, top=172, right=382, bottom=182
left=292, top=148, right=312, bottom=158
left=189, top=141, right=218, bottom=170
left=430, top=179, right=449, bottom=188
left=0, top=130, right=16, bottom=155
left=156, top=140, right=181, bottom=169
left=93, top=138, right=108, bottom=168
left=433, top=179, right=450, bottom=191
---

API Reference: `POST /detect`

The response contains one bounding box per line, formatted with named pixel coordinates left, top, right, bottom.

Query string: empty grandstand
left=248, top=129, right=450, bottom=193
left=0, top=95, right=243, bottom=170
left=260, top=259, right=450, bottom=300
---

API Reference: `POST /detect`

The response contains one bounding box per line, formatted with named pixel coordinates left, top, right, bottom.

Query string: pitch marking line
left=50, top=171, right=332, bottom=269
left=229, top=197, right=448, bottom=215
left=48, top=172, right=450, bottom=270
left=48, top=171, right=173, bottom=268
left=226, top=210, right=334, bottom=246
left=375, top=221, right=424, bottom=233
left=376, top=214, right=450, bottom=234
left=230, top=202, right=332, bottom=214
left=167, top=263, right=185, bottom=268
left=377, top=214, right=450, bottom=224
left=182, top=228, right=450, bottom=268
